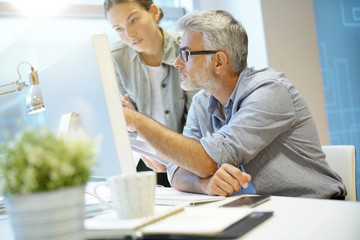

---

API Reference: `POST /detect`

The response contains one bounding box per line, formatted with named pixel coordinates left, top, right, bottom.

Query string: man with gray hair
left=123, top=10, right=346, bottom=199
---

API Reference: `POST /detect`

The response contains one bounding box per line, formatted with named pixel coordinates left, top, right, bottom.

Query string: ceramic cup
left=94, top=171, right=156, bottom=219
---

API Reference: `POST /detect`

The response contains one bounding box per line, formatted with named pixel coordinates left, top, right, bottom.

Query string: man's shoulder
left=241, top=67, right=292, bottom=90
left=245, top=67, right=285, bottom=82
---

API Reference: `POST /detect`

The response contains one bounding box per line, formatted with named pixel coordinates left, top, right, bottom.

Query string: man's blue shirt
left=167, top=67, right=346, bottom=199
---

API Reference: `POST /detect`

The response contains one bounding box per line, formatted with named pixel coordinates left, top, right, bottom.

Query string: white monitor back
left=39, top=35, right=136, bottom=177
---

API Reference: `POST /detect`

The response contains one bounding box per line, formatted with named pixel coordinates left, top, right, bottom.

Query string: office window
left=0, top=0, right=192, bottom=141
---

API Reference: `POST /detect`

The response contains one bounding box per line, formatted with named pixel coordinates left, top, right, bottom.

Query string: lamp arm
left=0, top=81, right=28, bottom=96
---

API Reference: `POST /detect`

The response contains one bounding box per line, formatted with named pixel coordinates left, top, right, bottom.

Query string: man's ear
left=213, top=51, right=229, bottom=74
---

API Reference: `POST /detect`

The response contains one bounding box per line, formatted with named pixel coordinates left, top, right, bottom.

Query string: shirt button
left=165, top=110, right=170, bottom=114
left=162, top=83, right=166, bottom=88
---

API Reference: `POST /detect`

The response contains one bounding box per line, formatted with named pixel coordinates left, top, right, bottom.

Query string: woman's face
left=106, top=2, right=160, bottom=53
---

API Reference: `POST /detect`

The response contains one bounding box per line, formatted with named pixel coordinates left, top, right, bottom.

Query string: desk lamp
left=0, top=62, right=45, bottom=114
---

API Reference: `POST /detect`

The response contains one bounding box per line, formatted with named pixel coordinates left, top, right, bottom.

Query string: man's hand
left=141, top=155, right=167, bottom=173
left=202, top=163, right=252, bottom=196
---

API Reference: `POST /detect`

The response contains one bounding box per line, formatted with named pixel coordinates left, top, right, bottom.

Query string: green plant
left=0, top=128, right=96, bottom=194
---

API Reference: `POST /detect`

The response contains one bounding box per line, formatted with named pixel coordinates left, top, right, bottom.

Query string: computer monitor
left=38, top=35, right=136, bottom=177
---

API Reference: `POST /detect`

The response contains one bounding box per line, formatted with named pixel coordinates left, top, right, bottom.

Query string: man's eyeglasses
left=179, top=48, right=218, bottom=62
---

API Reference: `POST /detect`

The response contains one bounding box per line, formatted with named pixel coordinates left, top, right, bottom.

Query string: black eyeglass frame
left=179, top=48, right=218, bottom=62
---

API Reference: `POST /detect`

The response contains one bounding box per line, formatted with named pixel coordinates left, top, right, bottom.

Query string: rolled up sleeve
left=200, top=81, right=296, bottom=166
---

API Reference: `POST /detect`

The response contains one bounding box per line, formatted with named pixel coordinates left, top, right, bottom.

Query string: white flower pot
left=4, top=185, right=85, bottom=240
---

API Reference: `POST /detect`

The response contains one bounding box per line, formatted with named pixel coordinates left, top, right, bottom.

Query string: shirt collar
left=207, top=67, right=251, bottom=118
left=228, top=67, right=251, bottom=103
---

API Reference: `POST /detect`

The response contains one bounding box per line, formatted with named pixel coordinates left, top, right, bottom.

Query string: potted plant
left=0, top=128, right=96, bottom=240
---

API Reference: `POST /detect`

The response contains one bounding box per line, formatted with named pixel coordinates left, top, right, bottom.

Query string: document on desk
left=85, top=206, right=252, bottom=239
left=155, top=187, right=225, bottom=206
left=85, top=182, right=224, bottom=207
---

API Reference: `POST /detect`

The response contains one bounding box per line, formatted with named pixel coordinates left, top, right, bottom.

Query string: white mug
left=94, top=171, right=156, bottom=219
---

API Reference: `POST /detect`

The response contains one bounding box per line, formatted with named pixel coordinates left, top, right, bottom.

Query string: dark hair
left=104, top=0, right=163, bottom=23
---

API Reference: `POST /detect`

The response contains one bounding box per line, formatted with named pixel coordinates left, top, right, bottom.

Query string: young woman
left=104, top=0, right=196, bottom=186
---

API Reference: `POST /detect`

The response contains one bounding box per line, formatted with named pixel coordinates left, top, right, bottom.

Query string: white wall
left=193, top=0, right=329, bottom=144
left=193, top=0, right=268, bottom=69
left=261, top=0, right=329, bottom=144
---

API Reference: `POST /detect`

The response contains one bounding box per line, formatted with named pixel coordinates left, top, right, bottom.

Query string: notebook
left=85, top=206, right=253, bottom=239
left=85, top=205, right=185, bottom=238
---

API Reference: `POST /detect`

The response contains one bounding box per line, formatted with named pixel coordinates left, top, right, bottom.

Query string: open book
left=85, top=205, right=253, bottom=239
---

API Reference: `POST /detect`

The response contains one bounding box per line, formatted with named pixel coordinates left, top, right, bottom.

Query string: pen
left=238, top=165, right=256, bottom=194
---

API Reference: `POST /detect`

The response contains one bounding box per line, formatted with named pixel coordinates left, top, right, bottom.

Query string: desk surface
left=1, top=195, right=360, bottom=240
left=203, top=195, right=360, bottom=240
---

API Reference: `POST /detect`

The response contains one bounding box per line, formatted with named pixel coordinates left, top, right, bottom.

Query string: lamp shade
left=25, top=70, right=45, bottom=114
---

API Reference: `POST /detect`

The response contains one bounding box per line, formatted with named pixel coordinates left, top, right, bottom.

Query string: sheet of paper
left=86, top=182, right=225, bottom=207
left=155, top=187, right=225, bottom=206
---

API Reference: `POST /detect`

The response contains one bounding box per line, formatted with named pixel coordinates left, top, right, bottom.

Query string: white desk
left=1, top=195, right=360, bottom=240
left=202, top=195, right=360, bottom=240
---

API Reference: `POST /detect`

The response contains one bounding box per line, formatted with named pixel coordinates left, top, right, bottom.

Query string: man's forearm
left=171, top=164, right=252, bottom=197
left=171, top=167, right=207, bottom=194
left=130, top=110, right=217, bottom=178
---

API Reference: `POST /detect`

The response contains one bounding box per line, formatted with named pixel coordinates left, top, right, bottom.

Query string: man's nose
left=173, top=54, right=184, bottom=69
